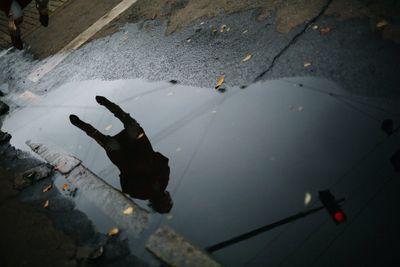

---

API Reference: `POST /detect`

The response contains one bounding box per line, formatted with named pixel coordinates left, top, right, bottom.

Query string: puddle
left=2, top=77, right=399, bottom=266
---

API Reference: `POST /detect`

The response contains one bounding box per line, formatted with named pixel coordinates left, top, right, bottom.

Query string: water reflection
left=69, top=96, right=172, bottom=213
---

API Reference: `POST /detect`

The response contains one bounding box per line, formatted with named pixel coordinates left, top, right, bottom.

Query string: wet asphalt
left=1, top=9, right=399, bottom=98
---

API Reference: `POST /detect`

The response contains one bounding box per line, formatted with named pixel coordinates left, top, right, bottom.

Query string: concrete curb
left=26, top=140, right=150, bottom=238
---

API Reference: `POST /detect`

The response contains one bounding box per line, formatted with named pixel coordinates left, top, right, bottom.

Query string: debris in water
left=62, top=183, right=69, bottom=191
left=108, top=227, right=120, bottom=236
left=304, top=192, right=312, bottom=205
left=376, top=20, right=388, bottom=29
left=123, top=206, right=135, bottom=215
left=215, top=75, right=225, bottom=89
left=42, top=184, right=52, bottom=192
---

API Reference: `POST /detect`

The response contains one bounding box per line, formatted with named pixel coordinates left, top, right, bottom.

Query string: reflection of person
left=0, top=0, right=49, bottom=49
left=69, top=96, right=172, bottom=213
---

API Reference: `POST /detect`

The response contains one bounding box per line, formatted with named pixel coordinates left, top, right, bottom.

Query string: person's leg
left=35, top=0, right=49, bottom=27
left=8, top=0, right=23, bottom=49
left=95, top=96, right=142, bottom=139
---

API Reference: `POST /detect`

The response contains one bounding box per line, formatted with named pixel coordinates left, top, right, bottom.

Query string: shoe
left=39, top=13, right=48, bottom=27
left=10, top=34, right=23, bottom=50
left=8, top=19, right=23, bottom=50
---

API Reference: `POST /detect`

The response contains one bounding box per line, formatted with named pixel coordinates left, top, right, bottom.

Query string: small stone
left=21, top=164, right=52, bottom=182
left=0, top=100, right=10, bottom=116
left=14, top=175, right=32, bottom=190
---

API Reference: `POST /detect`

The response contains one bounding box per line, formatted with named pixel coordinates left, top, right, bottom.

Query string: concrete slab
left=146, top=226, right=223, bottom=267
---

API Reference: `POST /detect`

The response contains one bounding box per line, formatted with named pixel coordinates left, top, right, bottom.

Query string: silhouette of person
left=69, top=96, right=172, bottom=213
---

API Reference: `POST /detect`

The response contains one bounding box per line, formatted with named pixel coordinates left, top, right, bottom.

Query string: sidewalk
left=0, top=0, right=123, bottom=58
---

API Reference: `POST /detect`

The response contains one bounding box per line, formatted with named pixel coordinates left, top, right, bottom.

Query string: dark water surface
left=3, top=77, right=399, bottom=266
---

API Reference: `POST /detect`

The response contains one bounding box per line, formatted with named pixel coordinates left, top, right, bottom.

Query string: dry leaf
left=136, top=132, right=144, bottom=139
left=215, top=75, right=225, bottom=89
left=303, top=62, right=312, bottom=68
left=319, top=27, right=332, bottom=34
left=241, top=54, right=252, bottom=63
left=220, top=24, right=227, bottom=33
left=123, top=206, right=134, bottom=215
left=376, top=19, right=388, bottom=28
left=304, top=192, right=312, bottom=205
left=108, top=227, right=119, bottom=236
left=62, top=183, right=69, bottom=191
left=42, top=184, right=52, bottom=193
left=43, top=200, right=49, bottom=208
left=105, top=124, right=112, bottom=131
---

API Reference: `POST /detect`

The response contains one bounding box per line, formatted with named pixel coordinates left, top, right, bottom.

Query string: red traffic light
left=333, top=211, right=346, bottom=223
left=319, top=190, right=346, bottom=225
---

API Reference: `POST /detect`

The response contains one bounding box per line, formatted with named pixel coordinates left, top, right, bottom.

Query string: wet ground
left=1, top=0, right=400, bottom=266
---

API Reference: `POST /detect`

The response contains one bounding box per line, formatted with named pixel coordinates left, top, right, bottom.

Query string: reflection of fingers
left=69, top=114, right=82, bottom=127
left=95, top=95, right=108, bottom=105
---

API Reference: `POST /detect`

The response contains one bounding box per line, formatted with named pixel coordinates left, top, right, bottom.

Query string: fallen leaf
left=304, top=192, right=312, bottom=205
left=43, top=200, right=49, bottom=208
left=108, top=227, right=119, bottom=236
left=376, top=19, right=388, bottom=28
left=319, top=27, right=332, bottom=34
left=215, top=75, right=225, bottom=89
left=123, top=206, right=134, bottom=215
left=105, top=124, right=112, bottom=131
left=220, top=24, right=227, bottom=33
left=304, top=62, right=312, bottom=68
left=241, top=54, right=252, bottom=63
left=62, top=183, right=69, bottom=191
left=42, top=184, right=52, bottom=193
left=136, top=132, right=144, bottom=139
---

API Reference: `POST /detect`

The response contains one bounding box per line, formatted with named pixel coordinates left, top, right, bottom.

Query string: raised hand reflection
left=69, top=96, right=172, bottom=213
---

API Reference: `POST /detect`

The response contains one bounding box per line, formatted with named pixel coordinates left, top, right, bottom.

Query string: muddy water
left=2, top=77, right=399, bottom=266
